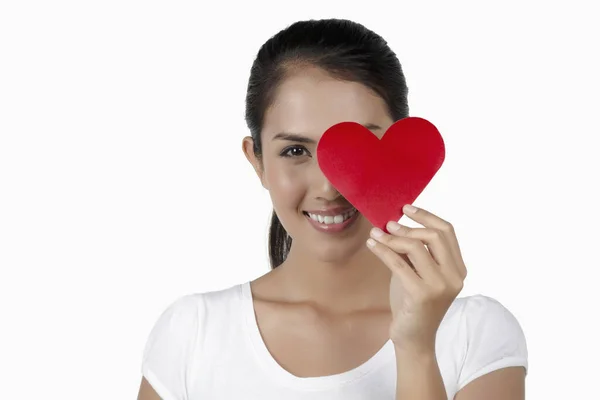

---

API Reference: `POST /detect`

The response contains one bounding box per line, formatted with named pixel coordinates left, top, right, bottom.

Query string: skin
left=137, top=65, right=525, bottom=399
left=240, top=65, right=400, bottom=378
left=244, top=66, right=397, bottom=314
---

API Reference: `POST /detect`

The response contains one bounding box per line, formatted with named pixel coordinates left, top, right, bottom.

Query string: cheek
left=265, top=163, right=306, bottom=206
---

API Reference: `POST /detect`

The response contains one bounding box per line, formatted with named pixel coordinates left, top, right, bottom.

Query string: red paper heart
left=316, top=117, right=445, bottom=232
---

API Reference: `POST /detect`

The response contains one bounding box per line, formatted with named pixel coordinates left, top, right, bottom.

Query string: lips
left=304, top=207, right=358, bottom=224
left=302, top=205, right=361, bottom=233
left=302, top=206, right=357, bottom=216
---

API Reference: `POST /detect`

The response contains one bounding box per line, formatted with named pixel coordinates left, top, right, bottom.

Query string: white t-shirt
left=141, top=281, right=528, bottom=399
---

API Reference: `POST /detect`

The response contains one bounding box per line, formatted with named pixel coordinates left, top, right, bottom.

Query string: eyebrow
left=272, top=123, right=382, bottom=143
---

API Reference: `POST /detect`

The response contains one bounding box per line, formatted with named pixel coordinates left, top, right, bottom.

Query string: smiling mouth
left=302, top=207, right=358, bottom=225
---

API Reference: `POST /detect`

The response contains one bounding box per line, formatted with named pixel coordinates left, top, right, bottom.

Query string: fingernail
left=366, top=238, right=376, bottom=247
left=404, top=204, right=417, bottom=214
left=371, top=227, right=384, bottom=238
left=387, top=221, right=401, bottom=231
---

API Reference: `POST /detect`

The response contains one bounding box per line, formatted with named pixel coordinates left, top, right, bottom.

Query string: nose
left=311, top=166, right=341, bottom=201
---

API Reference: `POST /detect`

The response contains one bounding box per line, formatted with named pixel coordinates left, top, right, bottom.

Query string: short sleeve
left=141, top=294, right=203, bottom=400
left=456, top=295, right=528, bottom=391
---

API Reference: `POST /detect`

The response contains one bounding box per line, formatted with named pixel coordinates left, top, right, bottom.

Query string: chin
left=286, top=212, right=372, bottom=263
left=305, top=238, right=366, bottom=264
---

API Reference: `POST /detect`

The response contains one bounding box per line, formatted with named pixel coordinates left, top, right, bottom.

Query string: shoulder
left=149, top=292, right=206, bottom=332
left=457, top=294, right=527, bottom=341
left=153, top=282, right=244, bottom=317
left=141, top=292, right=206, bottom=366
left=146, top=282, right=244, bottom=336
left=140, top=293, right=204, bottom=400
left=140, top=283, right=246, bottom=399
left=142, top=283, right=244, bottom=351
left=441, top=293, right=525, bottom=328
left=449, top=294, right=529, bottom=392
left=442, top=293, right=528, bottom=356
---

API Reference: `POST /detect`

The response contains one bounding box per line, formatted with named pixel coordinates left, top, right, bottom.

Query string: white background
left=1, top=1, right=598, bottom=398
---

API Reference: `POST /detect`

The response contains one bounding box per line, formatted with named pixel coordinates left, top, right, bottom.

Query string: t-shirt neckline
left=239, top=280, right=395, bottom=391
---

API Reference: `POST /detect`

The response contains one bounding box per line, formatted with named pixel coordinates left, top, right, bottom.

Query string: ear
left=242, top=136, right=269, bottom=190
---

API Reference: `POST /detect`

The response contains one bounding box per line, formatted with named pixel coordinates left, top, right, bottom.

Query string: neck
left=273, top=243, right=392, bottom=314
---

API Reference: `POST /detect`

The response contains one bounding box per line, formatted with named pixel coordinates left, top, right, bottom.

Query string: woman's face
left=243, top=66, right=395, bottom=263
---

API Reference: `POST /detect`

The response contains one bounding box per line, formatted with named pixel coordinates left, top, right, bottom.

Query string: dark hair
left=244, top=18, right=410, bottom=269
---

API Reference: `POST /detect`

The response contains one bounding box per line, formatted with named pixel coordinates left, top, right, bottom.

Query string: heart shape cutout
left=316, top=116, right=445, bottom=232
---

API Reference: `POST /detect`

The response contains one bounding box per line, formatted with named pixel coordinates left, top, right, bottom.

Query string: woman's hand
left=366, top=204, right=468, bottom=353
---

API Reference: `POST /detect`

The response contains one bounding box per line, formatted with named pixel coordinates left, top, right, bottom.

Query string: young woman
left=137, top=18, right=528, bottom=400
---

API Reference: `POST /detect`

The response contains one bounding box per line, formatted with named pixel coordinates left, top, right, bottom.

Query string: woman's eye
left=281, top=146, right=310, bottom=158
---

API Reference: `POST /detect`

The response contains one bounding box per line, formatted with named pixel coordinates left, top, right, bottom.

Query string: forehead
left=262, top=67, right=391, bottom=140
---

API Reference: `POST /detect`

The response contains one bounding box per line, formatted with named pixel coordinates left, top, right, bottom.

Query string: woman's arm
left=137, top=377, right=162, bottom=400
left=454, top=367, right=525, bottom=400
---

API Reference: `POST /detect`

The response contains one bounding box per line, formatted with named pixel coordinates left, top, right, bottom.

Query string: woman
left=138, top=18, right=528, bottom=400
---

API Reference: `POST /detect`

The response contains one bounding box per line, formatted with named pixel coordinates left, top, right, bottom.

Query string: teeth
left=307, top=208, right=357, bottom=225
